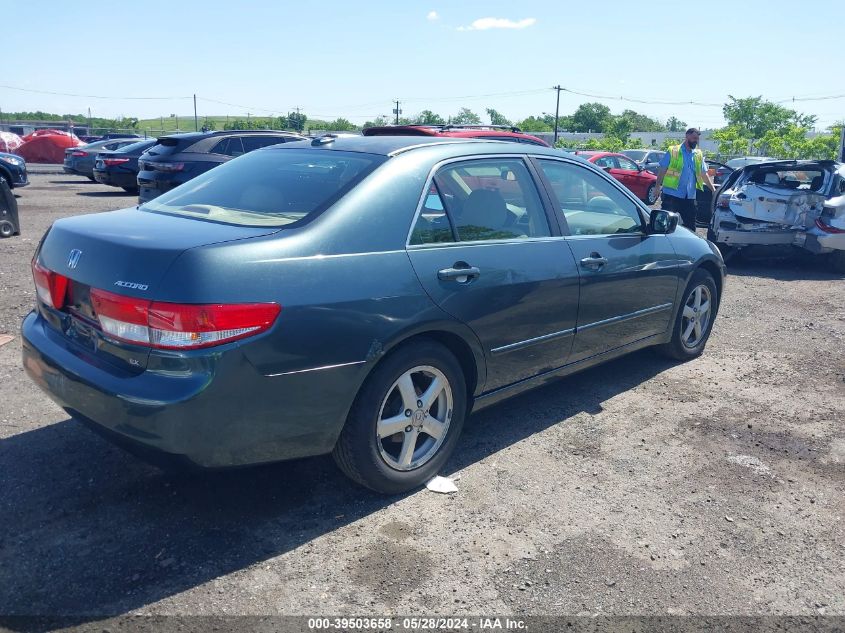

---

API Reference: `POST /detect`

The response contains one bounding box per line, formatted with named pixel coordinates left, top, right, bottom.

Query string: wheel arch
left=695, top=259, right=724, bottom=306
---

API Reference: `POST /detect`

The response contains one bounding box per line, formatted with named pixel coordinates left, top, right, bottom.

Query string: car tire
left=122, top=186, right=139, bottom=194
left=87, top=176, right=96, bottom=182
left=0, top=220, right=13, bottom=238
left=831, top=250, right=845, bottom=274
left=657, top=269, right=719, bottom=361
left=645, top=183, right=657, bottom=205
left=332, top=339, right=467, bottom=494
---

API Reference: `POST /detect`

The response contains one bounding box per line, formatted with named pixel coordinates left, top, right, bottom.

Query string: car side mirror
left=602, top=166, right=612, bottom=172
left=648, top=209, right=679, bottom=234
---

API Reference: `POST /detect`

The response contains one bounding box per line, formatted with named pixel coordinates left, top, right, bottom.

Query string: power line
left=0, top=84, right=191, bottom=100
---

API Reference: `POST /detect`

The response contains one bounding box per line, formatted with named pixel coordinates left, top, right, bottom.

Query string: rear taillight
left=89, top=289, right=280, bottom=350
left=31, top=260, right=69, bottom=309
left=815, top=218, right=845, bottom=234
left=102, top=158, right=131, bottom=166
left=71, top=151, right=89, bottom=157
left=146, top=161, right=184, bottom=172
left=716, top=194, right=731, bottom=209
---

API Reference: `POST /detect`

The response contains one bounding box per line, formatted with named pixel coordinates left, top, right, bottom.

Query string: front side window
left=537, top=159, right=643, bottom=236
left=410, top=158, right=550, bottom=244
left=593, top=156, right=617, bottom=169
left=616, top=156, right=639, bottom=171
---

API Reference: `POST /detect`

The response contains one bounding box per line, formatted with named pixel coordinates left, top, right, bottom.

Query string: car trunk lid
left=36, top=207, right=279, bottom=372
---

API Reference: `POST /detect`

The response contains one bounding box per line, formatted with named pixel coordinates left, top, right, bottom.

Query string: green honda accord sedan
left=22, top=135, right=725, bottom=494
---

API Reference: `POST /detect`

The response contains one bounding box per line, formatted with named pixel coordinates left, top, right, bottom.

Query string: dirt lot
left=0, top=174, right=843, bottom=624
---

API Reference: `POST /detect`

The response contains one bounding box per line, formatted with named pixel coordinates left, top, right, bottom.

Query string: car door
left=533, top=157, right=680, bottom=362
left=614, top=155, right=648, bottom=198
left=406, top=156, right=580, bottom=391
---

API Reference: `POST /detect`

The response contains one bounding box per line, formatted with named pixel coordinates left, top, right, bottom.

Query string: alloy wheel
left=681, top=284, right=712, bottom=349
left=376, top=365, right=453, bottom=471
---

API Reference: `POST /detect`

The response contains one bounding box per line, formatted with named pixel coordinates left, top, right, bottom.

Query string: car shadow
left=725, top=249, right=843, bottom=281
left=0, top=349, right=674, bottom=626
left=75, top=191, right=136, bottom=198
left=48, top=180, right=95, bottom=185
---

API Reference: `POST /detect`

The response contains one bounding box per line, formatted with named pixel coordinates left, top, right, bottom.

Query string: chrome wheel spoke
left=683, top=320, right=695, bottom=343
left=396, top=373, right=418, bottom=411
left=699, top=300, right=710, bottom=316
left=397, top=429, right=419, bottom=467
left=420, top=376, right=444, bottom=411
left=683, top=305, right=696, bottom=319
left=421, top=416, right=446, bottom=441
left=693, top=320, right=702, bottom=340
left=378, top=414, right=409, bottom=438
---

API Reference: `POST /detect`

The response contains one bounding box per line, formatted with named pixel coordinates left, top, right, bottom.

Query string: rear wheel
left=657, top=269, right=718, bottom=360
left=645, top=183, right=657, bottom=205
left=831, top=250, right=845, bottom=274
left=333, top=340, right=467, bottom=494
left=0, top=221, right=13, bottom=238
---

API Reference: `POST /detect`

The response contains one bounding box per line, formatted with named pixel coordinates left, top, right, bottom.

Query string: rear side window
left=410, top=158, right=550, bottom=244
left=241, top=136, right=290, bottom=152
left=140, top=149, right=384, bottom=227
left=212, top=137, right=245, bottom=157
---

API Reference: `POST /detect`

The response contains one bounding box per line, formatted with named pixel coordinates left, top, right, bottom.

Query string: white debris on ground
left=426, top=475, right=458, bottom=494
left=727, top=453, right=774, bottom=477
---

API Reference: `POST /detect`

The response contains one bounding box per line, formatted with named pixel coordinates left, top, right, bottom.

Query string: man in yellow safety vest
left=655, top=127, right=716, bottom=230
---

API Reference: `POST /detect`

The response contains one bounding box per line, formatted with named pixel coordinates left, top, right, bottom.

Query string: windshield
left=140, top=148, right=384, bottom=227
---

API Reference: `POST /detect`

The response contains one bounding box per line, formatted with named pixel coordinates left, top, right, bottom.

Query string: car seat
left=458, top=189, right=513, bottom=238
left=810, top=175, right=824, bottom=191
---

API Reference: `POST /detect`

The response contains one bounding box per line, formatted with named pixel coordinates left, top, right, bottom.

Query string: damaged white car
left=708, top=160, right=845, bottom=271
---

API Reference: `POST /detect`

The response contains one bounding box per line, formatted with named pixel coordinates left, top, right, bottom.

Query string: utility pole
left=88, top=107, right=92, bottom=134
left=393, top=100, right=402, bottom=125
left=552, top=85, right=562, bottom=145
left=193, top=94, right=198, bottom=131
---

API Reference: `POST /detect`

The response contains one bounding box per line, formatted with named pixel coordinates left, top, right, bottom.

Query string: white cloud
left=427, top=10, right=439, bottom=21
left=457, top=17, right=536, bottom=31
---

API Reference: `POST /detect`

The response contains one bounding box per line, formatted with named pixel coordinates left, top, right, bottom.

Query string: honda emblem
left=67, top=249, right=82, bottom=269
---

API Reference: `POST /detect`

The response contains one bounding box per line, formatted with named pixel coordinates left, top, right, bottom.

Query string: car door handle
left=580, top=254, right=608, bottom=269
left=438, top=264, right=481, bottom=282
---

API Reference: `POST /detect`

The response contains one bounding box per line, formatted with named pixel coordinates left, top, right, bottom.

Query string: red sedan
left=575, top=151, right=658, bottom=204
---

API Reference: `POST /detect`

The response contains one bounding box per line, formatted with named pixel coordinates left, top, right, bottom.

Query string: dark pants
left=661, top=194, right=696, bottom=230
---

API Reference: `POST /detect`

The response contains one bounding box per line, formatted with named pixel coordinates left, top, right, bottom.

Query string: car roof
left=271, top=135, right=573, bottom=159
left=157, top=130, right=304, bottom=142
left=362, top=125, right=548, bottom=145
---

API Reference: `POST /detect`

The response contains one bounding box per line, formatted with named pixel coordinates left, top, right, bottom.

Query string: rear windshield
left=116, top=140, right=154, bottom=154
left=140, top=148, right=385, bottom=227
left=744, top=168, right=826, bottom=191
left=145, top=137, right=191, bottom=157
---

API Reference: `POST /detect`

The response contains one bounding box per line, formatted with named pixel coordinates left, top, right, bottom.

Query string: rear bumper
left=21, top=310, right=363, bottom=468
left=137, top=172, right=183, bottom=202
left=93, top=169, right=137, bottom=188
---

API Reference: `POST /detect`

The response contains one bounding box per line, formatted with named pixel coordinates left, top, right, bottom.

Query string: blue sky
left=2, top=0, right=843, bottom=129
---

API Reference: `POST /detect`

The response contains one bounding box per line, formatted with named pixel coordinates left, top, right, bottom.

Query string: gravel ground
left=0, top=175, right=843, bottom=625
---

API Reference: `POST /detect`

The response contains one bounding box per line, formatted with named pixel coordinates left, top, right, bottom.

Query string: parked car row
left=63, top=138, right=142, bottom=181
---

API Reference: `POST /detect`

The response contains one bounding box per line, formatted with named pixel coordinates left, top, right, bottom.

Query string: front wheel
left=645, top=183, right=657, bottom=205
left=333, top=340, right=467, bottom=494
left=0, top=221, right=13, bottom=238
left=657, top=269, right=719, bottom=360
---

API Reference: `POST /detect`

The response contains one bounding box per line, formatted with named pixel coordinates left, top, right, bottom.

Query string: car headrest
left=764, top=173, right=780, bottom=185
left=460, top=189, right=507, bottom=229
left=810, top=175, right=824, bottom=191
left=587, top=196, right=617, bottom=212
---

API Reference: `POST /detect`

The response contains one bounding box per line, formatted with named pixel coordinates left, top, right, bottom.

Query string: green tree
left=324, top=118, right=358, bottom=132
left=666, top=116, right=687, bottom=132
left=287, top=111, right=307, bottom=132
left=617, top=110, right=665, bottom=132
left=486, top=108, right=512, bottom=127
left=517, top=115, right=553, bottom=132
left=570, top=102, right=611, bottom=132
left=415, top=110, right=446, bottom=125
left=723, top=95, right=816, bottom=138
left=450, top=108, right=481, bottom=125
left=362, top=116, right=390, bottom=129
